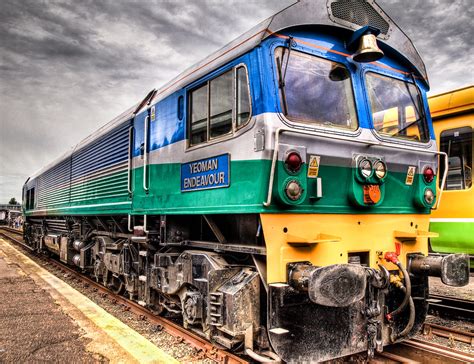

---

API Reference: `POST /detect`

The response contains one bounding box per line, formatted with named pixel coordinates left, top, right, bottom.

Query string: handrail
left=263, top=127, right=448, bottom=210
left=143, top=116, right=149, bottom=191
left=433, top=151, right=448, bottom=210
left=143, top=214, right=149, bottom=233
left=127, top=126, right=133, bottom=194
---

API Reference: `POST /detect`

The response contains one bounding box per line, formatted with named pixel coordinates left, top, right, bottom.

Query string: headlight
left=358, top=158, right=372, bottom=178
left=285, top=152, right=303, bottom=173
left=285, top=180, right=303, bottom=201
left=423, top=166, right=435, bottom=183
left=424, top=188, right=435, bottom=205
left=374, top=160, right=387, bottom=179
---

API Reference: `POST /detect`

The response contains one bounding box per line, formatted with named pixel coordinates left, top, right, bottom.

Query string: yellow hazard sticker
left=150, top=105, right=156, bottom=121
left=307, top=155, right=321, bottom=178
left=405, top=166, right=416, bottom=185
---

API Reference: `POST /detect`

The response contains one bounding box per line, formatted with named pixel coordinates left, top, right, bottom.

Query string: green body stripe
left=26, top=160, right=431, bottom=216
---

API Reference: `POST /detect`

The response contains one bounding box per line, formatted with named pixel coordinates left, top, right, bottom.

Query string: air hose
left=384, top=252, right=415, bottom=341
left=391, top=297, right=415, bottom=342
left=387, top=260, right=412, bottom=319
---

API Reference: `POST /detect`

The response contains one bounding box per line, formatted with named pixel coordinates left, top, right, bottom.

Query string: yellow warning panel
left=405, top=166, right=416, bottom=185
left=307, top=155, right=321, bottom=178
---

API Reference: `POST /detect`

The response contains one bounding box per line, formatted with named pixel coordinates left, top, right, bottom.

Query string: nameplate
left=181, top=154, right=230, bottom=192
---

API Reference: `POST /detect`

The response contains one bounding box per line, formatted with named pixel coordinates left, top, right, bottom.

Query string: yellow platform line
left=0, top=239, right=178, bottom=364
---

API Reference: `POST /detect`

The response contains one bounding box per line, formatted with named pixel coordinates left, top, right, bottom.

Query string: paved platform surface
left=0, top=238, right=178, bottom=363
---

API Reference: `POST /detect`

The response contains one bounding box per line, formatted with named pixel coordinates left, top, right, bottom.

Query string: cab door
left=129, top=90, right=157, bottom=216
left=131, top=108, right=151, bottom=213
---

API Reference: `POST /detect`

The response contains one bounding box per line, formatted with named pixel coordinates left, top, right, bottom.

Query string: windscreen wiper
left=393, top=117, right=423, bottom=137
left=277, top=36, right=294, bottom=115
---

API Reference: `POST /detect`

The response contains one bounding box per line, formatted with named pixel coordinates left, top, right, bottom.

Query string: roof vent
left=328, top=0, right=391, bottom=39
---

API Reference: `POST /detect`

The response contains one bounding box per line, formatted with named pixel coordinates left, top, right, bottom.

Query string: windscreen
left=366, top=72, right=429, bottom=142
left=275, top=48, right=358, bottom=131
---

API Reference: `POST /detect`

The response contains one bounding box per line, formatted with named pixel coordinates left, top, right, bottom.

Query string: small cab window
left=177, top=96, right=184, bottom=120
left=439, top=126, right=473, bottom=190
left=366, top=72, right=429, bottom=142
left=188, top=65, right=250, bottom=146
left=275, top=47, right=358, bottom=130
left=26, top=188, right=35, bottom=210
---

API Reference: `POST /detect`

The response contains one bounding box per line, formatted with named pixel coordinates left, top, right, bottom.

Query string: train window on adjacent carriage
left=275, top=48, right=358, bottom=130
left=366, top=73, right=429, bottom=142
left=439, top=126, right=473, bottom=190
left=210, top=70, right=233, bottom=138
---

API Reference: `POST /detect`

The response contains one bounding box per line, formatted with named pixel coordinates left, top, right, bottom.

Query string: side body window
left=188, top=65, right=250, bottom=147
left=26, top=188, right=35, bottom=210
left=439, top=126, right=473, bottom=190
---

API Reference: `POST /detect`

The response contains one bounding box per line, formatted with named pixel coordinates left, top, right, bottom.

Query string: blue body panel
left=130, top=30, right=435, bottom=159
left=26, top=27, right=436, bottom=215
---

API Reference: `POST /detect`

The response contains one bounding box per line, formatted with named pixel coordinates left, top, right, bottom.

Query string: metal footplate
left=209, top=292, right=224, bottom=327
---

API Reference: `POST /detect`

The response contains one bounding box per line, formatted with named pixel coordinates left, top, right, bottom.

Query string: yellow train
left=429, top=86, right=474, bottom=265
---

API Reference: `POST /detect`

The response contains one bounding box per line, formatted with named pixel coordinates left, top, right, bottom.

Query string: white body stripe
left=430, top=218, right=474, bottom=223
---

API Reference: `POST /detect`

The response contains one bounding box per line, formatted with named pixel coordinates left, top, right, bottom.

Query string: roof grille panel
left=328, top=0, right=391, bottom=39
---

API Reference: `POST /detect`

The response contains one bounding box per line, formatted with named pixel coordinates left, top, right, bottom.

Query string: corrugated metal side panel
left=70, top=121, right=131, bottom=204
left=37, top=157, right=71, bottom=208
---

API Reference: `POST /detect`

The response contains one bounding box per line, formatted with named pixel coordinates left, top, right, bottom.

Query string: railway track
left=422, top=323, right=474, bottom=346
left=2, top=227, right=473, bottom=363
left=376, top=337, right=474, bottom=363
left=428, top=294, right=474, bottom=322
left=0, top=227, right=248, bottom=364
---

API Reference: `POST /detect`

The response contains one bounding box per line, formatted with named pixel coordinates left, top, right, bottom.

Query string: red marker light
left=285, top=152, right=303, bottom=173
left=423, top=167, right=435, bottom=183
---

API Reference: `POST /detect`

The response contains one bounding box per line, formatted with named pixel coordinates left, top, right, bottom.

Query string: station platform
left=0, top=238, right=178, bottom=363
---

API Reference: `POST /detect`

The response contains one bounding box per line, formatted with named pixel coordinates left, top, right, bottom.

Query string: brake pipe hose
left=384, top=252, right=412, bottom=319
left=391, top=297, right=415, bottom=342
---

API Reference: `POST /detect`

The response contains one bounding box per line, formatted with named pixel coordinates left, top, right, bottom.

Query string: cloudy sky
left=0, top=0, right=472, bottom=203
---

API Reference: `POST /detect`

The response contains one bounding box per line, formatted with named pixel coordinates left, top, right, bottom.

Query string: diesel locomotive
left=22, top=1, right=469, bottom=362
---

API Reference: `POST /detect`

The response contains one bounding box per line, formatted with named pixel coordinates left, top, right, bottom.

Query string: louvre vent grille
left=330, top=0, right=390, bottom=35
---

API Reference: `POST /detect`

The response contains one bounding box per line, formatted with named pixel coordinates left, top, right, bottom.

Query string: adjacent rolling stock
left=0, top=209, right=8, bottom=225
left=429, top=85, right=474, bottom=266
left=22, top=1, right=469, bottom=362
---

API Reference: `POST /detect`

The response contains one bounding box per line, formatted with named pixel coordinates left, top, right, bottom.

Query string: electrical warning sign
left=307, top=155, right=321, bottom=178
left=405, top=166, right=416, bottom=185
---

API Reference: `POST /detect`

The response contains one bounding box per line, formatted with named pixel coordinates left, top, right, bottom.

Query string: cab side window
left=439, top=126, right=473, bottom=190
left=188, top=65, right=250, bottom=146
left=26, top=188, right=35, bottom=210
left=210, top=70, right=233, bottom=138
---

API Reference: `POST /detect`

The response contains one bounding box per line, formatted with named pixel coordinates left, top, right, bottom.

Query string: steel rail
left=422, top=323, right=474, bottom=345
left=378, top=337, right=474, bottom=363
left=428, top=294, right=474, bottom=322
left=0, top=228, right=248, bottom=364
left=404, top=338, right=474, bottom=362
